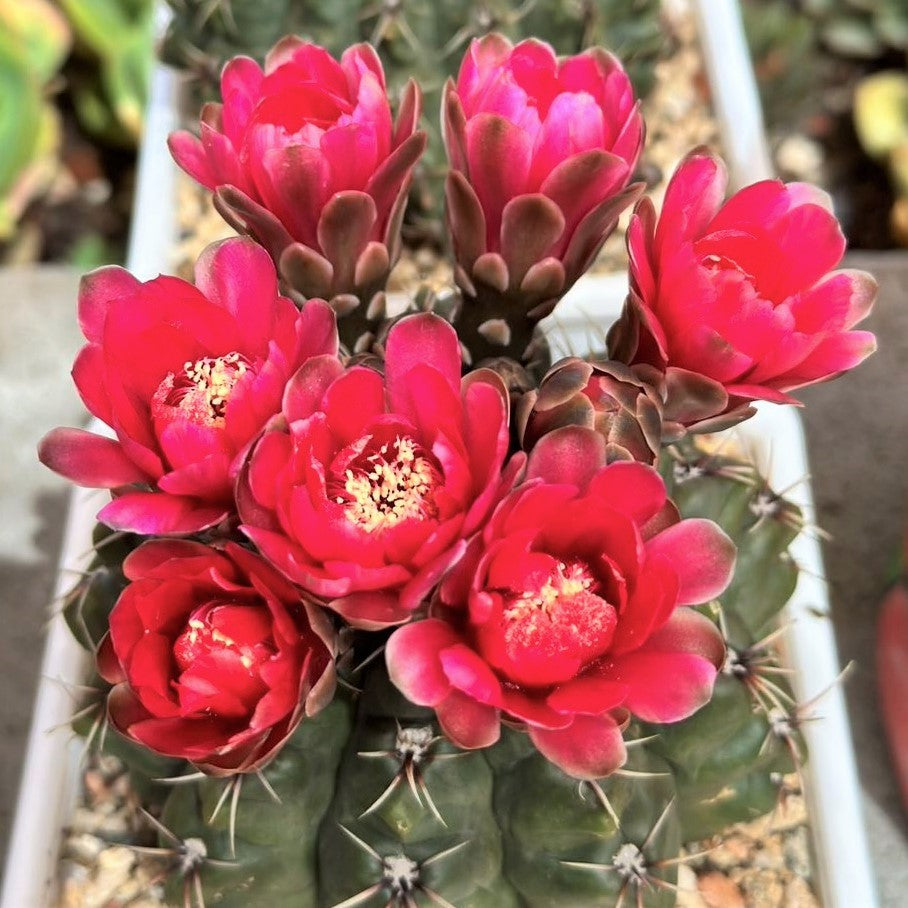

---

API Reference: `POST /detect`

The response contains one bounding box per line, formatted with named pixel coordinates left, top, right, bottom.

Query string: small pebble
left=708, top=833, right=754, bottom=871
left=785, top=874, right=821, bottom=907
left=784, top=827, right=813, bottom=880
left=738, top=868, right=785, bottom=906
left=699, top=870, right=746, bottom=908
left=677, top=864, right=708, bottom=907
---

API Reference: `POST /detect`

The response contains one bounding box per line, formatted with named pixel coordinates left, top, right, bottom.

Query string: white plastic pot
left=1, top=2, right=878, bottom=905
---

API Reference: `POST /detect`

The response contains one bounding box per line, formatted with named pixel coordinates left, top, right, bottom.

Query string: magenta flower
left=386, top=426, right=734, bottom=780
left=609, top=149, right=878, bottom=431
left=237, top=313, right=523, bottom=629
left=443, top=34, right=644, bottom=326
left=168, top=39, right=425, bottom=304
left=39, top=238, right=337, bottom=535
left=97, top=540, right=336, bottom=775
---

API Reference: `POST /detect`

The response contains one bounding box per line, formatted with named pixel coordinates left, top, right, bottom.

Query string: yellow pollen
left=178, top=619, right=255, bottom=670
left=339, top=436, right=441, bottom=533
left=181, top=352, right=248, bottom=423
left=504, top=562, right=596, bottom=623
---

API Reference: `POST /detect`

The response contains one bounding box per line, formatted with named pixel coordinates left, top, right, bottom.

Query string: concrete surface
left=0, top=254, right=906, bottom=903
left=800, top=251, right=908, bottom=908
left=0, top=266, right=85, bottom=867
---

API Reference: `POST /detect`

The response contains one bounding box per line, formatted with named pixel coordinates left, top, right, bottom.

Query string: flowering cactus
left=42, top=29, right=877, bottom=908
left=608, top=149, right=878, bottom=432
left=443, top=35, right=644, bottom=363
left=96, top=540, right=336, bottom=775
left=39, top=237, right=337, bottom=534
left=168, top=38, right=425, bottom=348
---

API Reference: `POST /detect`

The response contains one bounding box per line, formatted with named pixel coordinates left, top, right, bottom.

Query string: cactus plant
left=0, top=0, right=70, bottom=241
left=63, top=439, right=813, bottom=906
left=41, top=23, right=880, bottom=908
left=162, top=0, right=668, bottom=242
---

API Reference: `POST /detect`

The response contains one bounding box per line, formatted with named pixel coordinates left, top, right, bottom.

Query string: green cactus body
left=493, top=739, right=678, bottom=908
left=162, top=696, right=354, bottom=907
left=319, top=668, right=514, bottom=907
left=650, top=444, right=803, bottom=841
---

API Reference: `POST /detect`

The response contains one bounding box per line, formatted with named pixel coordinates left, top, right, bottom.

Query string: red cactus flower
left=39, top=238, right=337, bottom=535
left=96, top=540, right=336, bottom=775
left=168, top=39, right=425, bottom=304
left=609, top=149, right=878, bottom=431
left=443, top=34, right=644, bottom=321
left=385, top=426, right=734, bottom=780
left=237, top=313, right=523, bottom=630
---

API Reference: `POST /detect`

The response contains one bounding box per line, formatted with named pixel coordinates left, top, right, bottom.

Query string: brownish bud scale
left=518, top=358, right=663, bottom=464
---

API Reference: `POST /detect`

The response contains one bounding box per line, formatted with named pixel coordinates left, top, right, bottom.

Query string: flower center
left=154, top=352, right=251, bottom=428
left=481, top=559, right=618, bottom=687
left=504, top=560, right=599, bottom=623
left=332, top=435, right=442, bottom=533
left=172, top=604, right=273, bottom=674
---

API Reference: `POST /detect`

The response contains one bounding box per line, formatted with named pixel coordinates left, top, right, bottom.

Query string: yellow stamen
left=339, top=435, right=441, bottom=533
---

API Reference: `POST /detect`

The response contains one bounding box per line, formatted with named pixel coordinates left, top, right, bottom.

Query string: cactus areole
left=40, top=25, right=876, bottom=908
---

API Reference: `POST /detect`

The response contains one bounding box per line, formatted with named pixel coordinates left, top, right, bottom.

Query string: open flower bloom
left=443, top=34, right=643, bottom=318
left=237, top=313, right=523, bottom=629
left=97, top=540, right=336, bottom=775
left=609, top=149, right=878, bottom=432
left=168, top=39, right=424, bottom=304
left=39, top=238, right=337, bottom=535
left=386, top=426, right=734, bottom=780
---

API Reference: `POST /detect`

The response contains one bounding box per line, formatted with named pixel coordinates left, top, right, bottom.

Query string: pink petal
left=436, top=690, right=500, bottom=749
left=193, top=238, right=281, bottom=351
left=385, top=313, right=462, bottom=409
left=39, top=428, right=149, bottom=488
left=78, top=266, right=141, bottom=344
left=547, top=676, right=629, bottom=716
left=167, top=130, right=217, bottom=190
left=465, top=113, right=533, bottom=249
left=645, top=518, right=736, bottom=606
left=283, top=354, right=345, bottom=422
left=655, top=150, right=727, bottom=259
left=329, top=591, right=413, bottom=631
left=528, top=713, right=627, bottom=780
left=775, top=330, right=877, bottom=390
left=323, top=366, right=386, bottom=445
left=98, top=492, right=228, bottom=535
left=586, top=461, right=667, bottom=526
left=439, top=644, right=503, bottom=706
left=385, top=619, right=461, bottom=707
left=526, top=425, right=606, bottom=488
left=500, top=689, right=573, bottom=729
left=220, top=56, right=264, bottom=142
left=604, top=649, right=718, bottom=723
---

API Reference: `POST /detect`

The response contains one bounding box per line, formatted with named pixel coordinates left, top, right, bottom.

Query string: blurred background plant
left=853, top=70, right=908, bottom=244
left=742, top=0, right=908, bottom=248
left=58, top=0, right=155, bottom=148
left=0, top=0, right=71, bottom=244
left=0, top=0, right=154, bottom=267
